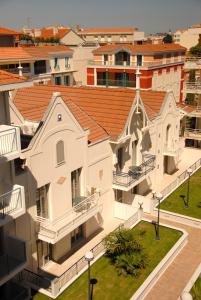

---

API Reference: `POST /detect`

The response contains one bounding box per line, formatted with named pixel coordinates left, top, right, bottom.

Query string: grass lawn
left=33, top=221, right=182, bottom=300
left=191, top=276, right=201, bottom=299
left=160, top=168, right=201, bottom=219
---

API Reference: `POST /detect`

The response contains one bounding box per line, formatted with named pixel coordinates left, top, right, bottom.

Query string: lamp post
left=85, top=251, right=94, bottom=300
left=155, top=192, right=163, bottom=240
left=186, top=168, right=192, bottom=208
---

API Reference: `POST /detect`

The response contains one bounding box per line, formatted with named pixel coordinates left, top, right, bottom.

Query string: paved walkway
left=144, top=215, right=201, bottom=300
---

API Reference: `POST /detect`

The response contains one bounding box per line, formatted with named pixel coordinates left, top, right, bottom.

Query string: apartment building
left=8, top=82, right=181, bottom=298
left=0, top=27, right=21, bottom=47
left=182, top=55, right=201, bottom=148
left=87, top=43, right=186, bottom=102
left=174, top=23, right=201, bottom=50
left=0, top=46, right=75, bottom=85
left=77, top=27, right=146, bottom=45
left=0, top=70, right=33, bottom=299
left=22, top=26, right=84, bottom=47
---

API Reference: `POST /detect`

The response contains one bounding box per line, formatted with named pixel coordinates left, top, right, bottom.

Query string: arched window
left=56, top=140, right=65, bottom=165
left=166, top=124, right=171, bottom=146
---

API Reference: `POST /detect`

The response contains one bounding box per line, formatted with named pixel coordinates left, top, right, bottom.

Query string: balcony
left=163, top=143, right=179, bottom=157
left=185, top=57, right=201, bottom=69
left=184, top=82, right=201, bottom=94
left=97, top=79, right=136, bottom=88
left=0, top=125, right=21, bottom=162
left=113, top=154, right=156, bottom=191
left=0, top=236, right=27, bottom=286
left=0, top=185, right=25, bottom=225
left=184, top=128, right=201, bottom=140
left=36, top=193, right=101, bottom=244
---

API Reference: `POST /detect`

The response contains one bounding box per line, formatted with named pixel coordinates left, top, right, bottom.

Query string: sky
left=0, top=0, right=201, bottom=33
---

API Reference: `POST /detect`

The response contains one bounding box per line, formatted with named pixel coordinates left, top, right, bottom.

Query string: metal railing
left=36, top=193, right=99, bottom=241
left=113, top=154, right=156, bottom=188
left=159, top=157, right=201, bottom=201
left=26, top=210, right=139, bottom=297
left=0, top=127, right=18, bottom=157
left=184, top=128, right=201, bottom=138
left=0, top=186, right=23, bottom=219
left=185, top=82, right=201, bottom=90
left=0, top=236, right=26, bottom=280
left=97, top=78, right=135, bottom=88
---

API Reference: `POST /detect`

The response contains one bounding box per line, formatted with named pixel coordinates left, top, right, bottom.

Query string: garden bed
left=33, top=221, right=182, bottom=300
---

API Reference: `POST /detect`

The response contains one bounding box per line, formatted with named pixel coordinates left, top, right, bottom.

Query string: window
left=104, top=54, right=108, bottom=65
left=36, top=185, right=49, bottom=218
left=71, top=168, right=82, bottom=204
left=65, top=57, right=69, bottom=68
left=55, top=76, right=61, bottom=85
left=56, top=140, right=65, bottom=165
left=54, top=58, right=58, bottom=68
left=117, top=147, right=123, bottom=172
left=64, top=75, right=70, bottom=86
left=137, top=55, right=142, bottom=66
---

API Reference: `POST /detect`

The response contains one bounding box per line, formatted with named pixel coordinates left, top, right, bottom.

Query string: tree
left=163, top=34, right=173, bottom=44
left=190, top=44, right=201, bottom=57
left=104, top=228, right=148, bottom=276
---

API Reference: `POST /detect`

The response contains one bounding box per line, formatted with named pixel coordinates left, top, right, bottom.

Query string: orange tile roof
left=14, top=86, right=166, bottom=143
left=0, top=70, right=27, bottom=85
left=40, top=28, right=71, bottom=39
left=78, top=28, right=138, bottom=34
left=0, top=27, right=20, bottom=35
left=93, top=43, right=186, bottom=54
left=177, top=103, right=196, bottom=113
left=0, top=46, right=73, bottom=61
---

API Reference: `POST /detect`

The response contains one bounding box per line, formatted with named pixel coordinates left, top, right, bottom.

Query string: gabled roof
left=78, top=28, right=139, bottom=34
left=13, top=85, right=166, bottom=143
left=0, top=27, right=20, bottom=35
left=0, top=70, right=27, bottom=85
left=93, top=43, right=186, bottom=55
left=0, top=46, right=73, bottom=61
left=40, top=28, right=71, bottom=39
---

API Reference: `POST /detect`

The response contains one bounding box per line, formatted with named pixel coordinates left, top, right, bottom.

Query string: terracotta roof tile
left=93, top=43, right=186, bottom=54
left=40, top=28, right=71, bottom=39
left=0, top=27, right=20, bottom=35
left=13, top=85, right=166, bottom=142
left=0, top=70, right=27, bottom=85
left=0, top=46, right=73, bottom=61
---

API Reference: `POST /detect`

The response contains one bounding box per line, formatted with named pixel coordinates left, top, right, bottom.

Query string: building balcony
left=0, top=236, right=27, bottom=286
left=184, top=82, right=201, bottom=94
left=185, top=57, right=201, bottom=69
left=97, top=79, right=136, bottom=88
left=113, top=154, right=156, bottom=191
left=36, top=193, right=101, bottom=244
left=0, top=125, right=21, bottom=163
left=184, top=128, right=201, bottom=140
left=0, top=185, right=25, bottom=225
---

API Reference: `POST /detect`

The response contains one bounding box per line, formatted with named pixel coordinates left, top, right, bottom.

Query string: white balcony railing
left=113, top=154, right=156, bottom=190
left=0, top=125, right=21, bottom=161
left=185, top=82, right=201, bottom=94
left=36, top=193, right=100, bottom=243
left=185, top=57, right=201, bottom=69
left=0, top=185, right=25, bottom=222
left=184, top=128, right=201, bottom=140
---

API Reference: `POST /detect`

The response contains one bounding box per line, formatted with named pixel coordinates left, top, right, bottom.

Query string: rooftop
left=93, top=43, right=186, bottom=54
left=13, top=85, right=166, bottom=143
left=0, top=46, right=73, bottom=61
left=0, top=70, right=27, bottom=86
left=0, top=27, right=21, bottom=36
left=78, top=27, right=139, bottom=34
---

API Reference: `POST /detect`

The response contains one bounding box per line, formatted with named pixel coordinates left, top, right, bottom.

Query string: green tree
left=163, top=34, right=173, bottom=44
left=190, top=44, right=201, bottom=57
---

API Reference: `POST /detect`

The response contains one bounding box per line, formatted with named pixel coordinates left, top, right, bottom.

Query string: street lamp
left=155, top=192, right=163, bottom=240
left=186, top=168, right=193, bottom=208
left=85, top=251, right=94, bottom=300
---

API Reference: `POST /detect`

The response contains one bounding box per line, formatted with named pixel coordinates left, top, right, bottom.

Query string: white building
left=174, top=23, right=201, bottom=50
left=8, top=81, right=182, bottom=298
